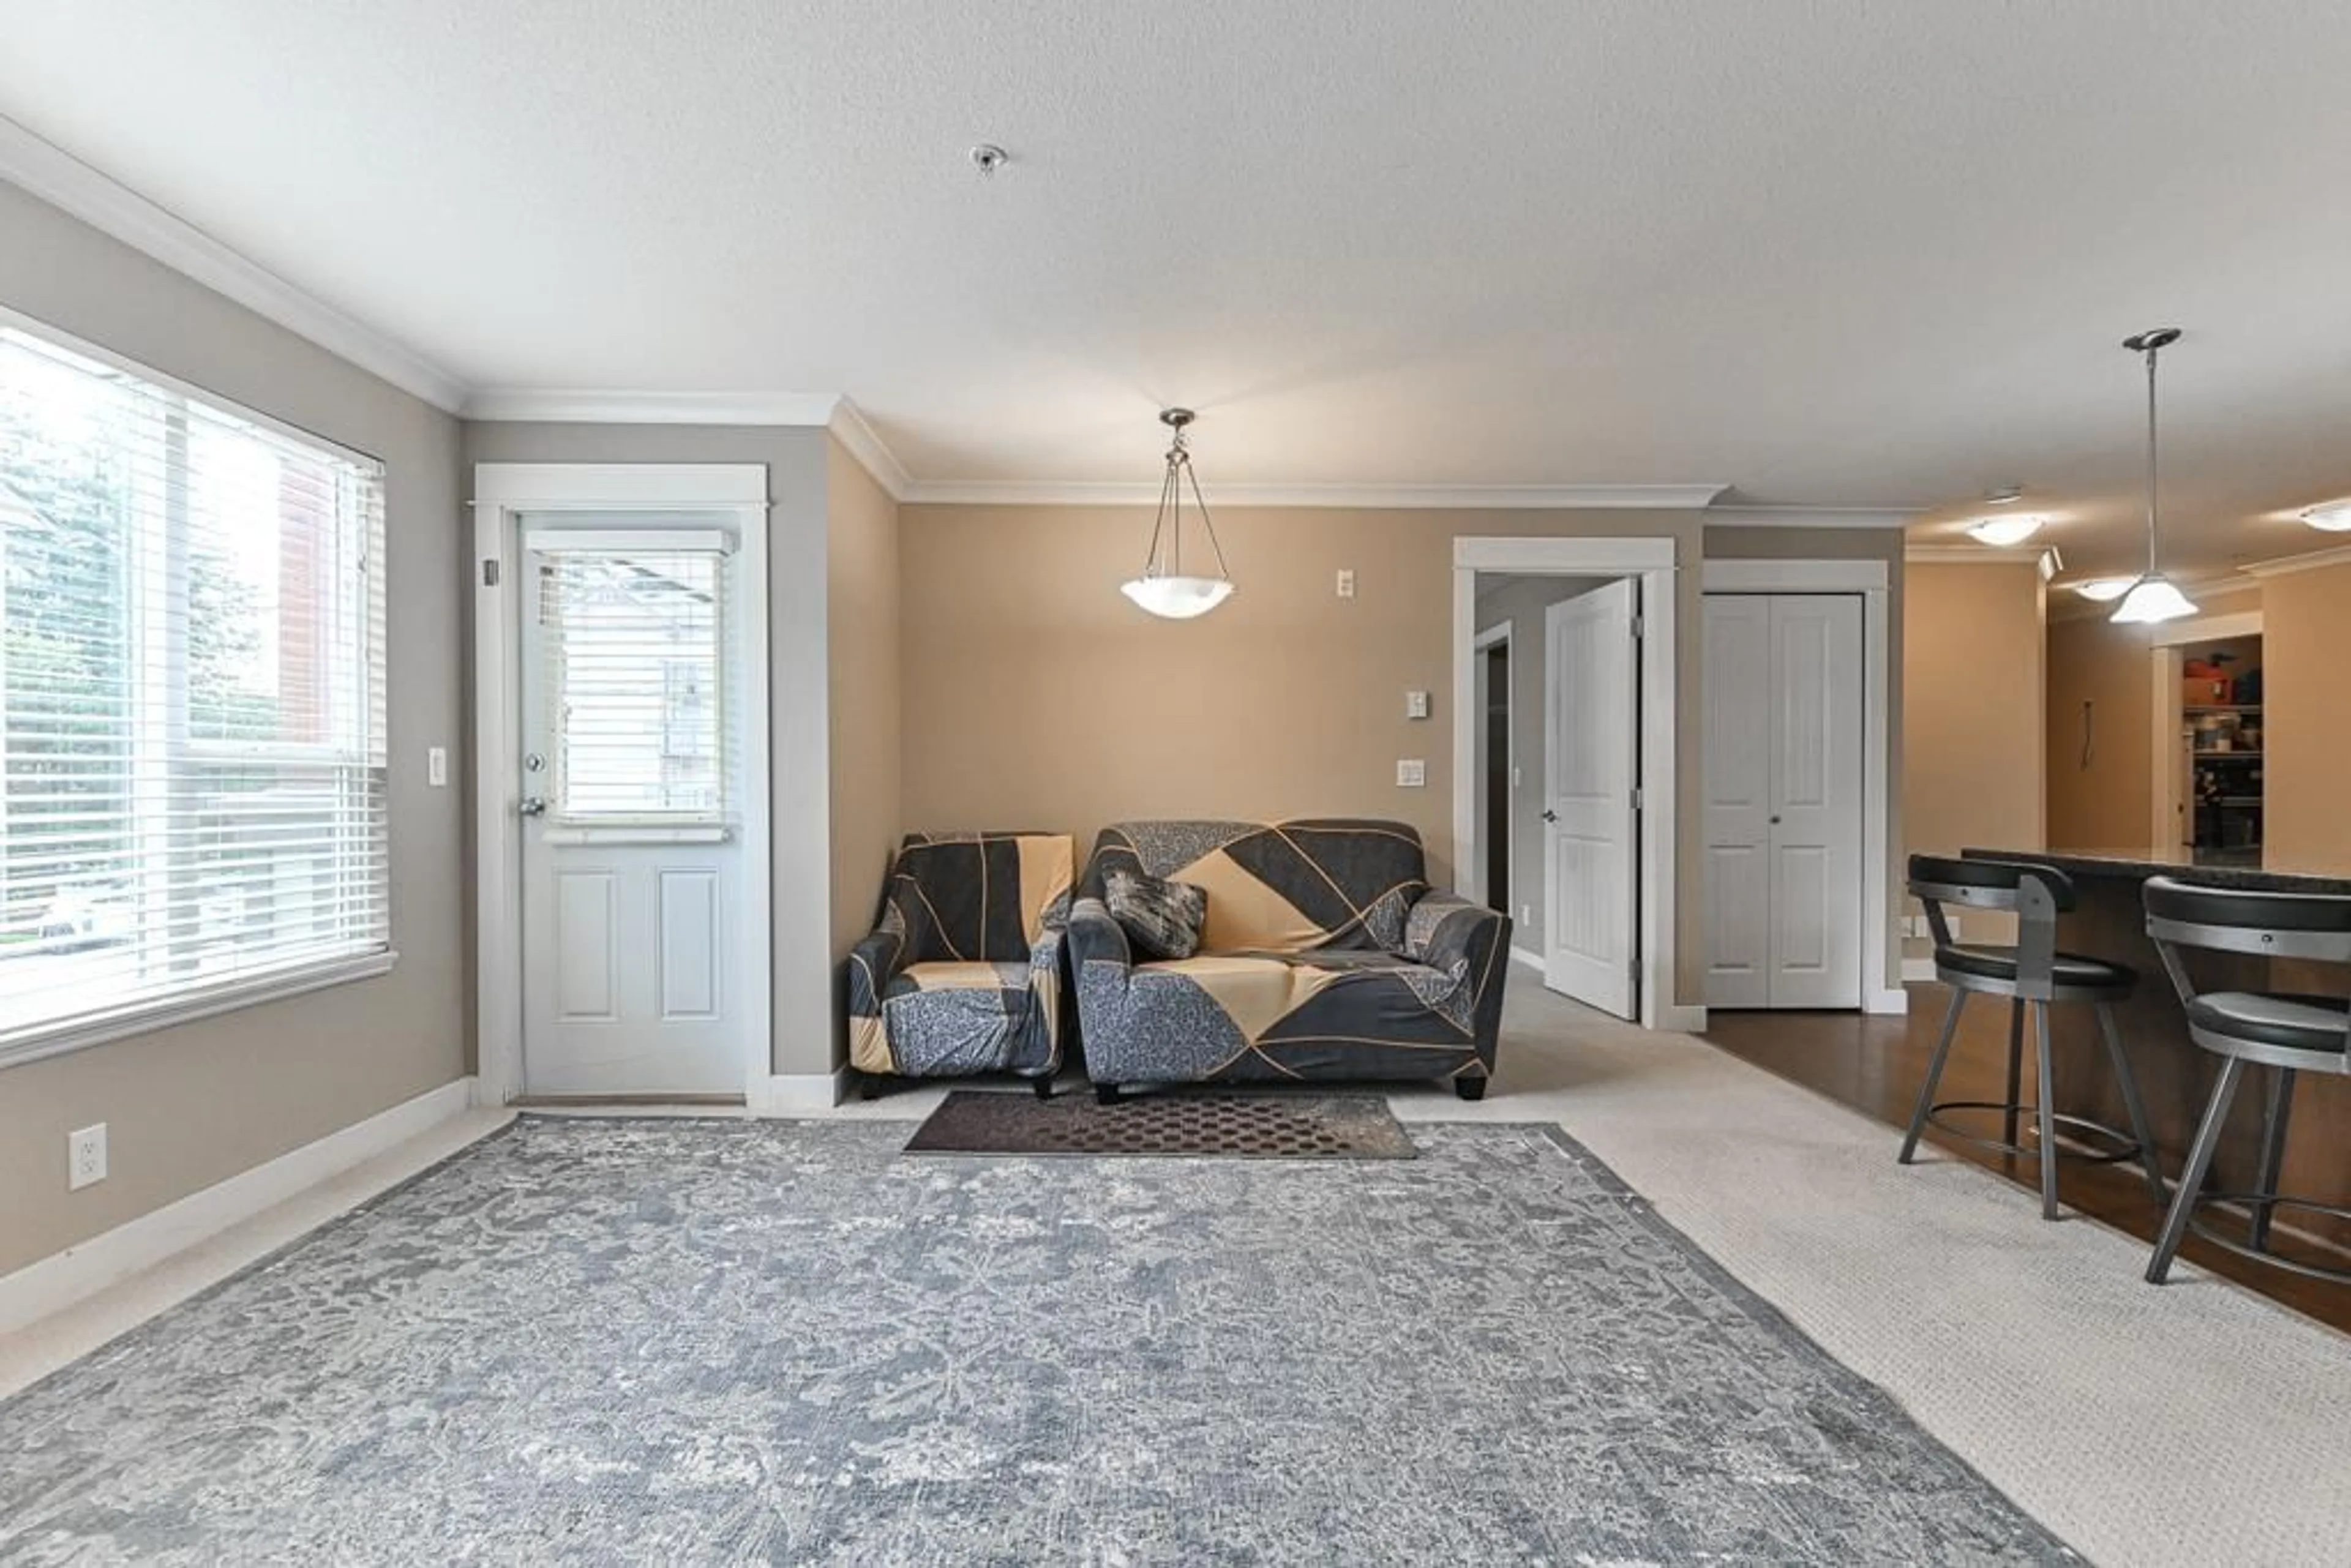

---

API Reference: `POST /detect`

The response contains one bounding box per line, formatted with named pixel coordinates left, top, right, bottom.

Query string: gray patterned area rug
left=0, top=1117, right=2074, bottom=1565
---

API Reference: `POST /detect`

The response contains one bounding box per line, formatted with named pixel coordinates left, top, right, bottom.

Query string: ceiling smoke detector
left=1982, top=486, right=2025, bottom=505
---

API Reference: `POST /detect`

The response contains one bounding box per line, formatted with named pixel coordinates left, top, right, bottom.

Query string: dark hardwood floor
left=1702, top=990, right=2351, bottom=1334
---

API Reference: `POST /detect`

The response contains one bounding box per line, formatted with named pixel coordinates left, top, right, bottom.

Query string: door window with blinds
left=528, top=533, right=732, bottom=827
left=0, top=320, right=389, bottom=1055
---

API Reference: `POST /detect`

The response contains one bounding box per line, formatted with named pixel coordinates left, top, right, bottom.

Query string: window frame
left=0, top=306, right=396, bottom=1071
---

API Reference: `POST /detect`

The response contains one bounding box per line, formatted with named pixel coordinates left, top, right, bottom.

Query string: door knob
left=518, top=796, right=549, bottom=817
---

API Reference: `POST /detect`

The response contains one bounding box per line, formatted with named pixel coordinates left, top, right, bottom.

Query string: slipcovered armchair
left=847, top=831, right=1075, bottom=1095
left=1067, top=819, right=1512, bottom=1100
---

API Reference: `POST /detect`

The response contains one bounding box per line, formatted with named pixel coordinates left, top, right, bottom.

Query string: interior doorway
left=1454, top=536, right=1681, bottom=1030
left=1473, top=625, right=1512, bottom=915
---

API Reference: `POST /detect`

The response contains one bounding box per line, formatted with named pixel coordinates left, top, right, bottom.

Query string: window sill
left=0, top=949, right=400, bottom=1072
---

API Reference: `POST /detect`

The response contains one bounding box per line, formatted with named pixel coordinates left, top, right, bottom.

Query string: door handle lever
left=518, top=796, right=549, bottom=817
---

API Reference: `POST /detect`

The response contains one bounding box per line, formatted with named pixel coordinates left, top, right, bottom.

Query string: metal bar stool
left=2143, top=876, right=2351, bottom=1285
left=1900, top=855, right=2167, bottom=1219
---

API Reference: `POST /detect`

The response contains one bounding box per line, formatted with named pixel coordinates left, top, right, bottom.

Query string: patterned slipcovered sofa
left=846, top=831, right=1074, bottom=1095
left=1067, top=819, right=1512, bottom=1100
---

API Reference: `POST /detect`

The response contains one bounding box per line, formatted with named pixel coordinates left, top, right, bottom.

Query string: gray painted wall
left=1473, top=574, right=1610, bottom=956
left=0, top=179, right=467, bottom=1278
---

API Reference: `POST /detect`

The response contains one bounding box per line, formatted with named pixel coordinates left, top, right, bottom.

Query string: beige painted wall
left=2043, top=582, right=2263, bottom=852
left=458, top=421, right=839, bottom=1076
left=898, top=504, right=1717, bottom=1000
left=2262, top=562, right=2351, bottom=875
left=0, top=182, right=467, bottom=1277
left=1472, top=574, right=1608, bottom=952
left=824, top=436, right=902, bottom=1056
left=1903, top=561, right=2047, bottom=949
left=1700, top=526, right=1908, bottom=992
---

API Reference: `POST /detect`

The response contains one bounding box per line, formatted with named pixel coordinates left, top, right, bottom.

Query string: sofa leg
left=1453, top=1076, right=1489, bottom=1102
left=1095, top=1084, right=1125, bottom=1106
left=1032, top=1076, right=1056, bottom=1101
left=855, top=1071, right=883, bottom=1102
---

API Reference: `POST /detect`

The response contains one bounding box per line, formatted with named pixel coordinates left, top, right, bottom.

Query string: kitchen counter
left=1955, top=846, right=2348, bottom=1261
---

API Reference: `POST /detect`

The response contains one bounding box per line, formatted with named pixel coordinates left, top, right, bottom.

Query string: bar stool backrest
left=1908, top=855, right=2074, bottom=997
left=2143, top=877, right=2351, bottom=965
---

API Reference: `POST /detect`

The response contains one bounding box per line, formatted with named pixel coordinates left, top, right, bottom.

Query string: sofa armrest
left=1065, top=895, right=1133, bottom=973
left=1404, top=891, right=1510, bottom=977
left=847, top=877, right=936, bottom=1017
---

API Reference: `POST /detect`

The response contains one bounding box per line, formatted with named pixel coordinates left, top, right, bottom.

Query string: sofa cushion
left=1105, top=868, right=1208, bottom=960
left=1084, top=820, right=1428, bottom=955
left=890, top=831, right=1074, bottom=961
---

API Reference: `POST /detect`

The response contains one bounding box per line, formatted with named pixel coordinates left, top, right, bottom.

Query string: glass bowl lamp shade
left=1121, top=408, right=1235, bottom=620
left=2109, top=574, right=2200, bottom=624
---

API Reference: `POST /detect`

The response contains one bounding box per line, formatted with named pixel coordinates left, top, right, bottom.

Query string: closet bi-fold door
left=1703, top=594, right=1864, bottom=1009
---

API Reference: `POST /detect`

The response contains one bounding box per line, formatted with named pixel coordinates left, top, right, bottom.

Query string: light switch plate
left=1404, top=689, right=1430, bottom=720
left=427, top=746, right=448, bottom=788
left=1395, top=759, right=1426, bottom=787
left=1336, top=568, right=1356, bottom=599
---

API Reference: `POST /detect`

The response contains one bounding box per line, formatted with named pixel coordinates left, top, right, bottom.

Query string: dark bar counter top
left=1957, top=846, right=2349, bottom=1262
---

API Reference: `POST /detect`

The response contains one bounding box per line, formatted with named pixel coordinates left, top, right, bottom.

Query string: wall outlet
left=1404, top=689, right=1430, bottom=720
left=68, top=1123, right=107, bottom=1191
left=427, top=745, right=448, bottom=788
left=1335, top=568, right=1356, bottom=599
left=1395, top=759, right=1426, bottom=787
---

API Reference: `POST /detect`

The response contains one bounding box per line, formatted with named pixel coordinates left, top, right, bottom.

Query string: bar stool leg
left=2249, top=1067, right=2297, bottom=1253
left=1899, top=985, right=1967, bottom=1165
left=2094, top=1001, right=2169, bottom=1207
left=2032, top=1000, right=2060, bottom=1219
left=2002, top=997, right=2025, bottom=1149
left=2148, top=1056, right=2248, bottom=1284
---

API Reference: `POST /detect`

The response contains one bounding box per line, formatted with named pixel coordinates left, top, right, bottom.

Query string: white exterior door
left=1703, top=593, right=1864, bottom=1009
left=1543, top=579, right=1640, bottom=1019
left=517, top=526, right=747, bottom=1095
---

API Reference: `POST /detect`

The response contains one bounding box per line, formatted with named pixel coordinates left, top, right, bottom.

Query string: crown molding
left=2238, top=542, right=2351, bottom=580
left=822, top=398, right=913, bottom=500
left=1703, top=506, right=1921, bottom=530
left=459, top=388, right=846, bottom=427
left=1907, top=544, right=2063, bottom=580
left=901, top=481, right=1730, bottom=509
left=0, top=114, right=469, bottom=414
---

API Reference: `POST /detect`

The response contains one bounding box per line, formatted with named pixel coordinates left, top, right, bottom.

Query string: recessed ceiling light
left=2300, top=500, right=2351, bottom=532
left=1965, top=514, right=2045, bottom=547
left=2071, top=577, right=2135, bottom=602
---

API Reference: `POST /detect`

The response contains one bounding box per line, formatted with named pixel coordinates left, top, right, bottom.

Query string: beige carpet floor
left=7, top=976, right=2346, bottom=1566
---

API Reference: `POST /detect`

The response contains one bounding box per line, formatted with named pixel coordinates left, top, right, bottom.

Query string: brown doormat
left=902, top=1089, right=1418, bottom=1159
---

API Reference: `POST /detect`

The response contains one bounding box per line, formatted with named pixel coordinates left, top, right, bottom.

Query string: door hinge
left=1629, top=956, right=1643, bottom=987
left=481, top=558, right=501, bottom=588
left=1630, top=785, right=1644, bottom=811
left=1630, top=613, right=1645, bottom=639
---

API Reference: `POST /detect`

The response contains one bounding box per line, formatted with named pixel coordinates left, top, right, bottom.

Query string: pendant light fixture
left=1120, top=408, right=1235, bottom=620
left=2109, top=328, right=2199, bottom=626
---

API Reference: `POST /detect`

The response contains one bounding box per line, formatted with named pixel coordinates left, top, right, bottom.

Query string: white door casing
left=1543, top=579, right=1640, bottom=1019
left=471, top=464, right=771, bottom=1109
left=1702, top=593, right=1864, bottom=1009
left=517, top=532, right=744, bottom=1095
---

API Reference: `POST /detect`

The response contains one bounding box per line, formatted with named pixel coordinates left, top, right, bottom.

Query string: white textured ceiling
left=4, top=1, right=2351, bottom=577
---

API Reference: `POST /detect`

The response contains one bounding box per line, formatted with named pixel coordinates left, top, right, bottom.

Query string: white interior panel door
left=519, top=530, right=746, bottom=1095
left=1766, top=595, right=1864, bottom=1008
left=1701, top=597, right=1773, bottom=1008
left=1543, top=580, right=1639, bottom=1019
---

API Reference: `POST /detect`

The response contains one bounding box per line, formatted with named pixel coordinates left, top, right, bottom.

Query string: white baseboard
left=1900, top=957, right=1938, bottom=984
left=0, top=1076, right=476, bottom=1337
left=1866, top=986, right=1913, bottom=1015
left=1509, top=946, right=1544, bottom=973
left=753, top=1070, right=847, bottom=1115
left=1654, top=1003, right=1709, bottom=1035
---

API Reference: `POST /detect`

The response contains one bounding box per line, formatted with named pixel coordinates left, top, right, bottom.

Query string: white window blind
left=0, top=321, right=389, bottom=1056
left=534, top=548, right=729, bottom=824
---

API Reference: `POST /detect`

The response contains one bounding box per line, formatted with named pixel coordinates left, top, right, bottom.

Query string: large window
left=0, top=318, right=389, bottom=1059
